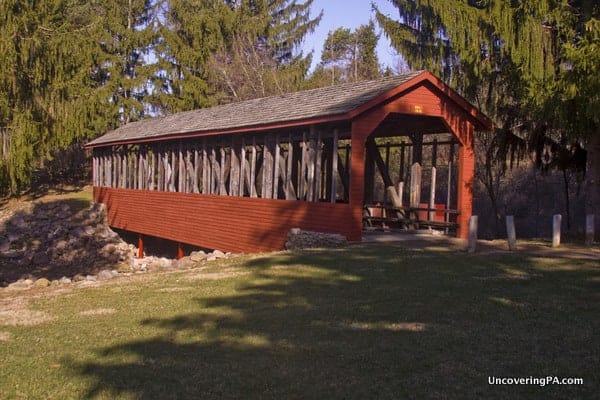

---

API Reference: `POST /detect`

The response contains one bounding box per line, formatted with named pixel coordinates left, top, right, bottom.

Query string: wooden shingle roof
left=87, top=70, right=492, bottom=147
left=87, top=71, right=426, bottom=147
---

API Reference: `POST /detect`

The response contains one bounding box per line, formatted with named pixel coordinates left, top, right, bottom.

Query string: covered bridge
left=86, top=70, right=491, bottom=254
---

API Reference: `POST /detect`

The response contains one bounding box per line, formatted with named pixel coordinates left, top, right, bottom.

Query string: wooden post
left=262, top=138, right=273, bottom=199
left=506, top=215, right=517, bottom=251
left=219, top=146, right=226, bottom=195
left=193, top=146, right=199, bottom=193
left=157, top=149, right=163, bottom=191
left=201, top=140, right=208, bottom=194
left=306, top=127, right=316, bottom=201
left=586, top=214, right=595, bottom=245
left=250, top=137, right=257, bottom=198
left=330, top=129, right=338, bottom=203
left=411, top=133, right=423, bottom=165
left=397, top=181, right=404, bottom=205
left=177, top=144, right=183, bottom=192
left=120, top=151, right=126, bottom=188
left=107, top=153, right=112, bottom=187
left=230, top=139, right=240, bottom=196
left=170, top=149, right=177, bottom=192
left=468, top=215, right=478, bottom=253
left=315, top=129, right=323, bottom=201
left=285, top=134, right=294, bottom=200
left=150, top=150, right=156, bottom=190
left=431, top=138, right=438, bottom=168
left=177, top=243, right=184, bottom=260
left=552, top=214, right=562, bottom=247
left=273, top=134, right=280, bottom=199
left=399, top=141, right=406, bottom=181
left=428, top=166, right=436, bottom=221
left=240, top=138, right=246, bottom=196
left=137, top=235, right=144, bottom=259
left=299, top=132, right=307, bottom=199
left=410, top=162, right=422, bottom=207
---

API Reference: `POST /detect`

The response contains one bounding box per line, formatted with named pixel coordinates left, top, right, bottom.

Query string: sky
left=301, top=0, right=401, bottom=72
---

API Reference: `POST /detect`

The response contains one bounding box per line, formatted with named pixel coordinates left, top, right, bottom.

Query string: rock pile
left=285, top=228, right=347, bottom=251
left=1, top=199, right=236, bottom=290
left=0, top=202, right=135, bottom=276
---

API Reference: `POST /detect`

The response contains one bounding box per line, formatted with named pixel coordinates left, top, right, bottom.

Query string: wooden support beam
left=146, top=150, right=152, bottom=190
left=315, top=129, right=323, bottom=201
left=410, top=133, right=423, bottom=165
left=330, top=129, right=339, bottom=203
left=202, top=140, right=208, bottom=194
left=137, top=235, right=144, bottom=259
left=366, top=137, right=394, bottom=188
left=410, top=162, right=422, bottom=207
left=107, top=153, right=112, bottom=188
left=169, top=149, right=176, bottom=192
left=399, top=141, right=406, bottom=182
left=337, top=156, right=349, bottom=202
left=285, top=135, right=294, bottom=200
left=120, top=151, right=126, bottom=188
left=178, top=143, right=184, bottom=192
left=299, top=132, right=307, bottom=199
left=250, top=137, right=257, bottom=198
left=220, top=144, right=226, bottom=195
left=306, top=126, right=316, bottom=201
left=157, top=148, right=163, bottom=191
left=262, top=138, right=274, bottom=199
left=429, top=166, right=437, bottom=221
left=193, top=146, right=199, bottom=193
left=432, top=138, right=438, bottom=168
left=230, top=138, right=240, bottom=196
left=240, top=138, right=246, bottom=196
left=185, top=148, right=194, bottom=193
left=210, top=147, right=221, bottom=194
left=273, top=134, right=280, bottom=199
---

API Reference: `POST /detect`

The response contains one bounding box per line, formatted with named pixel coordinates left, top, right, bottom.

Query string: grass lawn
left=0, top=245, right=598, bottom=399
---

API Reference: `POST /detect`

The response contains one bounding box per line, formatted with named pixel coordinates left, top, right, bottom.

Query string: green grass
left=0, top=246, right=598, bottom=399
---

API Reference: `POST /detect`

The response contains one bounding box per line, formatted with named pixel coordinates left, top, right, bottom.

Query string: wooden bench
left=363, top=204, right=459, bottom=232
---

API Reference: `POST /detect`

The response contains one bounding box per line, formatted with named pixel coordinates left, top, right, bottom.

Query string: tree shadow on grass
left=69, top=247, right=599, bottom=399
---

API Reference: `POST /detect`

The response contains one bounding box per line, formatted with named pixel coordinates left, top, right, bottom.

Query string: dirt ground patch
left=362, top=231, right=600, bottom=260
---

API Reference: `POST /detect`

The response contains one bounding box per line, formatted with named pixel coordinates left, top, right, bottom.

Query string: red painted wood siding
left=94, top=187, right=357, bottom=253
left=350, top=80, right=477, bottom=240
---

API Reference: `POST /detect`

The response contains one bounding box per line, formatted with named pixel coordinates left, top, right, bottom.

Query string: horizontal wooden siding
left=94, top=187, right=356, bottom=253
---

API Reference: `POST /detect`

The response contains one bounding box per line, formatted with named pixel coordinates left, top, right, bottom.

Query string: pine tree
left=312, top=21, right=381, bottom=86
left=153, top=0, right=232, bottom=113
left=0, top=0, right=158, bottom=194
left=375, top=0, right=600, bottom=231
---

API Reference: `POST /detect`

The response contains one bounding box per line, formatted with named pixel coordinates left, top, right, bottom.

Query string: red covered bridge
left=86, top=71, right=491, bottom=253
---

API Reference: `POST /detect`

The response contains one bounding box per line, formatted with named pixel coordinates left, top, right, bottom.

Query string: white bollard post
left=468, top=215, right=478, bottom=253
left=552, top=214, right=562, bottom=247
left=506, top=215, right=517, bottom=251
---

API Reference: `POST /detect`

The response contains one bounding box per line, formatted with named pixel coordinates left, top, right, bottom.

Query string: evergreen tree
left=153, top=0, right=232, bottom=113
left=0, top=0, right=157, bottom=194
left=89, top=0, right=157, bottom=124
left=375, top=0, right=600, bottom=229
left=311, top=21, right=381, bottom=86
